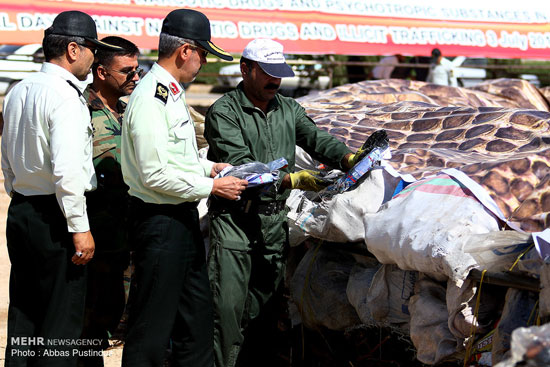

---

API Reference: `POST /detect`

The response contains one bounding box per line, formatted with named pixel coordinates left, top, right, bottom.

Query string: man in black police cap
left=2, top=10, right=120, bottom=367
left=120, top=8, right=245, bottom=367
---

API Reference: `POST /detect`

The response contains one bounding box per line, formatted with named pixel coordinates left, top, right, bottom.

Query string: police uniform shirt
left=121, top=63, right=214, bottom=205
left=1, top=62, right=96, bottom=233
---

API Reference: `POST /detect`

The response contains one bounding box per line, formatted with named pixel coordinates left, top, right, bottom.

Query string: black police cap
left=161, top=9, right=233, bottom=61
left=45, top=11, right=121, bottom=51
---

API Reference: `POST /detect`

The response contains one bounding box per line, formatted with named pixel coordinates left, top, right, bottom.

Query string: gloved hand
left=289, top=170, right=331, bottom=192
left=348, top=129, right=389, bottom=167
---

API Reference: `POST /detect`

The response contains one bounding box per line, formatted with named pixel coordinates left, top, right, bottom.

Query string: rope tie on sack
left=508, top=243, right=534, bottom=272
left=527, top=299, right=540, bottom=326
left=464, top=269, right=487, bottom=367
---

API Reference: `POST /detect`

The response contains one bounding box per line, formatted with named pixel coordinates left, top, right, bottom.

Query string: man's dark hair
left=240, top=56, right=254, bottom=70
left=431, top=48, right=442, bottom=64
left=93, top=36, right=139, bottom=72
left=42, top=34, right=85, bottom=61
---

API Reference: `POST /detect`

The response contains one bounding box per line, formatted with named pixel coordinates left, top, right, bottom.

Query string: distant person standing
left=347, top=55, right=367, bottom=83
left=371, top=54, right=405, bottom=79
left=1, top=10, right=120, bottom=366
left=412, top=55, right=431, bottom=81
left=427, top=48, right=458, bottom=87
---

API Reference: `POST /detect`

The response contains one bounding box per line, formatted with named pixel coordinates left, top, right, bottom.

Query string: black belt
left=256, top=200, right=286, bottom=215
left=11, top=191, right=56, bottom=203
left=129, top=196, right=198, bottom=213
left=210, top=198, right=286, bottom=215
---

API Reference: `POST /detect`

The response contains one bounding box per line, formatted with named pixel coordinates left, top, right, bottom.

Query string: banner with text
left=1, top=0, right=550, bottom=58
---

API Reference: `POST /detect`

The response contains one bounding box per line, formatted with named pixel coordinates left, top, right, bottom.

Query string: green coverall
left=205, top=83, right=351, bottom=367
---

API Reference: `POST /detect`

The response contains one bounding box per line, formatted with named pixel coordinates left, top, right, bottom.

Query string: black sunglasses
left=78, top=42, right=97, bottom=55
left=101, top=65, right=144, bottom=81
left=189, top=45, right=209, bottom=58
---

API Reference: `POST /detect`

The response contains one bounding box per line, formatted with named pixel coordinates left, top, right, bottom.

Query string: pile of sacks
left=287, top=165, right=546, bottom=364
left=285, top=78, right=550, bottom=365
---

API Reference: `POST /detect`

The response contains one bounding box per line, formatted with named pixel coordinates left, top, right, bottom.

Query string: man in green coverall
left=205, top=38, right=365, bottom=367
left=80, top=36, right=141, bottom=366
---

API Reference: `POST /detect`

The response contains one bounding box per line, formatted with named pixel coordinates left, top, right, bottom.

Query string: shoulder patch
left=154, top=83, right=169, bottom=104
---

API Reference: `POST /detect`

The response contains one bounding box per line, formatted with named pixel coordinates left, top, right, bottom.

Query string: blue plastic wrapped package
left=323, top=145, right=389, bottom=195
left=217, top=157, right=288, bottom=188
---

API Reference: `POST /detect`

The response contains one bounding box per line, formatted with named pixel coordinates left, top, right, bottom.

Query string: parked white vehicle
left=519, top=73, right=541, bottom=87
left=447, top=57, right=540, bottom=87
left=451, top=56, right=487, bottom=87
left=0, top=44, right=44, bottom=95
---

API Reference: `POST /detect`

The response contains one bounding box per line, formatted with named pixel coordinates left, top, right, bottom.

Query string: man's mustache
left=265, top=83, right=279, bottom=90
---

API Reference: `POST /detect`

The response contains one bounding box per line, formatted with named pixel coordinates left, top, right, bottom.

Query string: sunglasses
left=101, top=65, right=144, bottom=81
left=78, top=42, right=97, bottom=55
left=189, top=45, right=209, bottom=58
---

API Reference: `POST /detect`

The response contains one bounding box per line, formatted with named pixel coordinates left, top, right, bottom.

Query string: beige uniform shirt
left=121, top=63, right=214, bottom=204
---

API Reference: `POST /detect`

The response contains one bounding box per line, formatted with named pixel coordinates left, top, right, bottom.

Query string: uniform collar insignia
left=169, top=82, right=180, bottom=95
left=169, top=82, right=182, bottom=102
left=154, top=82, right=169, bottom=104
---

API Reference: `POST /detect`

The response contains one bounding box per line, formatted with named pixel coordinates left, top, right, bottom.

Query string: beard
left=265, top=82, right=279, bottom=90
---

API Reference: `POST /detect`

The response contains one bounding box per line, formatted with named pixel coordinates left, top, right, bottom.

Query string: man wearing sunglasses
left=121, top=9, right=248, bottom=367
left=1, top=10, right=121, bottom=366
left=78, top=36, right=141, bottom=367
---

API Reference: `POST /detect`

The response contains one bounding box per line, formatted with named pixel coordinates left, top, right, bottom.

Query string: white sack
left=287, top=168, right=400, bottom=244
left=494, top=323, right=550, bottom=367
left=446, top=279, right=503, bottom=340
left=346, top=258, right=381, bottom=327
left=366, top=264, right=416, bottom=328
left=364, top=173, right=501, bottom=285
left=409, top=276, right=463, bottom=365
left=290, top=245, right=361, bottom=331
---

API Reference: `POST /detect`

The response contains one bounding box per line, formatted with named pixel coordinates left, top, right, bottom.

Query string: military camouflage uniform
left=80, top=86, right=130, bottom=366
left=85, top=86, right=128, bottom=221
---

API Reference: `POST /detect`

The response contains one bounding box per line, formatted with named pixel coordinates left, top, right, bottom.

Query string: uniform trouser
left=121, top=199, right=213, bottom=367
left=207, top=208, right=289, bottom=367
left=78, top=251, right=129, bottom=367
left=79, top=190, right=130, bottom=367
left=5, top=193, right=87, bottom=367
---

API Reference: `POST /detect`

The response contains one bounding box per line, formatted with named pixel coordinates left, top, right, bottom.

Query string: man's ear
left=180, top=43, right=192, bottom=61
left=67, top=42, right=79, bottom=62
left=96, top=64, right=108, bottom=81
left=240, top=62, right=248, bottom=76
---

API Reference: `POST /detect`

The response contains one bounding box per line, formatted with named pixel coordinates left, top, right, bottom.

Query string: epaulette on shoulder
left=154, top=82, right=169, bottom=104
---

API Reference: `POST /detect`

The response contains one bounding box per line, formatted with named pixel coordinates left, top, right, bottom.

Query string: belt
left=11, top=191, right=56, bottom=203
left=129, top=196, right=198, bottom=213
left=210, top=198, right=286, bottom=216
left=256, top=200, right=286, bottom=215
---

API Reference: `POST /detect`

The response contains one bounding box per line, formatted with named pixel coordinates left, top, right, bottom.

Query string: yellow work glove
left=348, top=129, right=389, bottom=167
left=289, top=170, right=330, bottom=192
left=347, top=146, right=368, bottom=168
